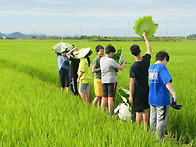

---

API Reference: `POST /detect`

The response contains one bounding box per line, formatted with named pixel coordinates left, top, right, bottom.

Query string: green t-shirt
left=78, top=58, right=92, bottom=84
left=93, top=57, right=101, bottom=79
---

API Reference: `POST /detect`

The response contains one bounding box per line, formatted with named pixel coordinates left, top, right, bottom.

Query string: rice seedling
left=0, top=39, right=195, bottom=146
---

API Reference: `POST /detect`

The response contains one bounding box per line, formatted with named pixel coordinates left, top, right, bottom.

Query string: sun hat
left=52, top=42, right=74, bottom=53
left=74, top=48, right=92, bottom=58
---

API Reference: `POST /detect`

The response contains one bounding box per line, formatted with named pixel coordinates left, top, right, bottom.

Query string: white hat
left=74, top=48, right=91, bottom=58
left=53, top=42, right=74, bottom=53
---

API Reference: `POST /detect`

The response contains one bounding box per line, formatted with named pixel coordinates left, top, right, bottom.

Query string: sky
left=0, top=0, right=196, bottom=37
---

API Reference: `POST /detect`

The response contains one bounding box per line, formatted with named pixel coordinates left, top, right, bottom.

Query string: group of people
left=54, top=32, right=178, bottom=140
left=129, top=32, right=178, bottom=140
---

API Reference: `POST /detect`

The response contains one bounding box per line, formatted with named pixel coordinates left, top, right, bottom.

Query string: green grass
left=0, top=39, right=195, bottom=146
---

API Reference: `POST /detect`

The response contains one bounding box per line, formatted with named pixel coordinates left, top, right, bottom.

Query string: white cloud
left=0, top=0, right=196, bottom=36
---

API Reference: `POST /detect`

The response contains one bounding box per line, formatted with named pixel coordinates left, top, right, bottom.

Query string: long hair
left=86, top=57, right=90, bottom=67
left=84, top=51, right=92, bottom=67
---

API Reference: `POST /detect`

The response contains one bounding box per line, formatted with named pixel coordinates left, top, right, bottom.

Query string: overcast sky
left=0, top=0, right=196, bottom=37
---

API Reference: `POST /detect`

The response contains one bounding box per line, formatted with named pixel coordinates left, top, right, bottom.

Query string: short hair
left=95, top=45, right=104, bottom=52
left=61, top=50, right=68, bottom=53
left=130, top=44, right=141, bottom=56
left=156, top=51, right=170, bottom=62
left=105, top=44, right=116, bottom=54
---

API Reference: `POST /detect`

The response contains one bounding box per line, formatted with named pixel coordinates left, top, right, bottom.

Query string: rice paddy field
left=0, top=39, right=195, bottom=146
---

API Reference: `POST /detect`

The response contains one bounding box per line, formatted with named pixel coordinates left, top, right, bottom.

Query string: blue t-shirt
left=55, top=52, right=69, bottom=72
left=148, top=63, right=172, bottom=106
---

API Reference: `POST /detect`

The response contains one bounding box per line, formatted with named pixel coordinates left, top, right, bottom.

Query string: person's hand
left=123, top=60, right=127, bottom=64
left=173, top=96, right=177, bottom=103
left=77, top=78, right=80, bottom=83
left=73, top=48, right=78, bottom=51
left=129, top=96, right=133, bottom=103
left=143, top=32, right=147, bottom=38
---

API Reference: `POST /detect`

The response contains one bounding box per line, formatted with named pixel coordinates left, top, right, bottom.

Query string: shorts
left=102, top=82, right=117, bottom=100
left=94, top=79, right=103, bottom=97
left=133, top=90, right=150, bottom=112
left=59, top=71, right=70, bottom=88
left=79, top=83, right=90, bottom=94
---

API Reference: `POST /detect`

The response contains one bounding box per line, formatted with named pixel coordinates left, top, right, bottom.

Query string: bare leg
left=142, top=109, right=149, bottom=129
left=108, top=100, right=114, bottom=114
left=80, top=93, right=86, bottom=102
left=101, top=99, right=107, bottom=110
left=66, top=86, right=70, bottom=92
left=86, top=92, right=90, bottom=102
left=93, top=97, right=101, bottom=106
left=136, top=112, right=143, bottom=126
left=98, top=98, right=102, bottom=107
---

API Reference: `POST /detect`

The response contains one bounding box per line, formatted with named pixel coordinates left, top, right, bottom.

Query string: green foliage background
left=0, top=39, right=195, bottom=146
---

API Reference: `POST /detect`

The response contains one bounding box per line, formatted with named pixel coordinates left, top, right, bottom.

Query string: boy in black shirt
left=129, top=32, right=151, bottom=129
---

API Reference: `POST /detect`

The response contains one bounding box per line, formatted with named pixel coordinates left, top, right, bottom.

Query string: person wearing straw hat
left=77, top=48, right=92, bottom=102
left=54, top=49, right=70, bottom=92
left=53, top=41, right=75, bottom=92
left=66, top=48, right=80, bottom=96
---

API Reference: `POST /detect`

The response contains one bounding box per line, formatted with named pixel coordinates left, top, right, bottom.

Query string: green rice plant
left=0, top=39, right=195, bottom=146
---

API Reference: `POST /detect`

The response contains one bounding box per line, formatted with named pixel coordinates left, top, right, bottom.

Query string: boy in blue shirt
left=148, top=51, right=178, bottom=140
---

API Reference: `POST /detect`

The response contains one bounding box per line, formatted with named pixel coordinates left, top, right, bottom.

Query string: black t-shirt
left=130, top=54, right=151, bottom=92
left=69, top=56, right=80, bottom=78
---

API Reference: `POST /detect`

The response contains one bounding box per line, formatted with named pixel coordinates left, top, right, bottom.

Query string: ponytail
left=87, top=57, right=90, bottom=67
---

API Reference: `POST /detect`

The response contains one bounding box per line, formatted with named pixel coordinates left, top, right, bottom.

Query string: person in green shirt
left=92, top=45, right=104, bottom=107
left=77, top=50, right=92, bottom=102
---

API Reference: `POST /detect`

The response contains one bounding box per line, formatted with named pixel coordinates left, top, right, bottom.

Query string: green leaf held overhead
left=133, top=16, right=158, bottom=38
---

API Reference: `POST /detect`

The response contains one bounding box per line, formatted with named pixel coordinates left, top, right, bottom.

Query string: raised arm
left=143, top=32, right=152, bottom=55
left=66, top=48, right=78, bottom=59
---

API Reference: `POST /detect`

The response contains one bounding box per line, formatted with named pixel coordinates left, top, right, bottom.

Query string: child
left=77, top=48, right=92, bottom=102
left=129, top=32, right=151, bottom=129
left=100, top=44, right=126, bottom=115
left=66, top=48, right=80, bottom=96
left=148, top=51, right=178, bottom=140
left=92, top=45, right=104, bottom=106
left=54, top=50, right=70, bottom=92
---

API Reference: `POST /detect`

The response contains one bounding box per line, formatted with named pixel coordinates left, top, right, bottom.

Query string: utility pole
left=128, top=22, right=131, bottom=38
left=166, top=20, right=168, bottom=38
left=101, top=24, right=103, bottom=37
left=185, top=23, right=187, bottom=40
left=80, top=26, right=83, bottom=36
left=65, top=26, right=67, bottom=37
